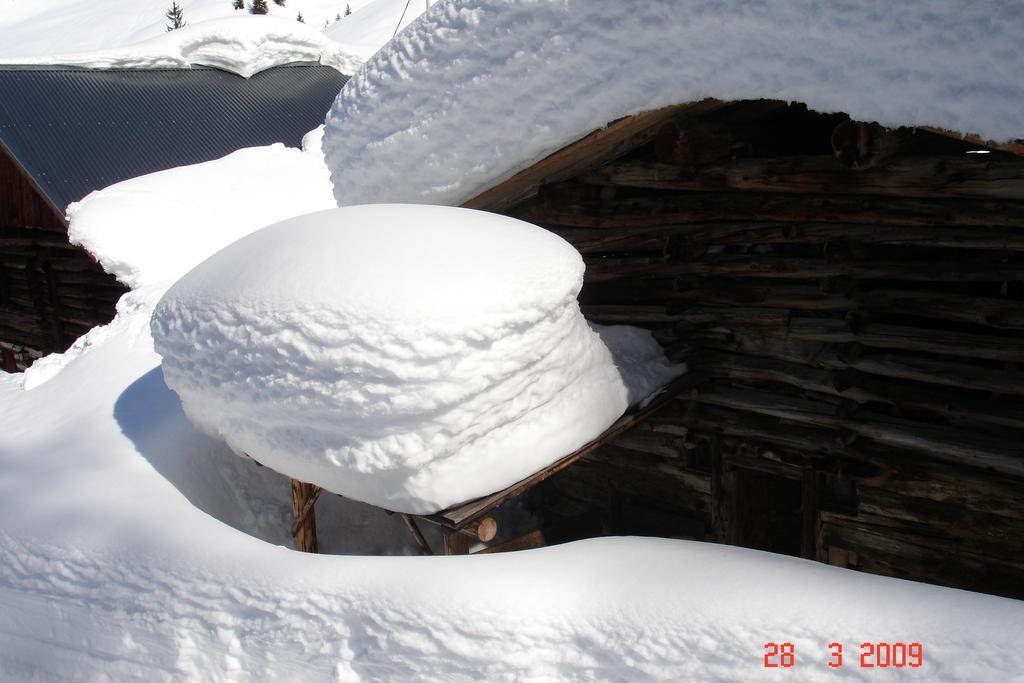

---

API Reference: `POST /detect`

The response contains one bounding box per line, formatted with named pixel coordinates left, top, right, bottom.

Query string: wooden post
left=710, top=442, right=739, bottom=545
left=801, top=470, right=821, bottom=561
left=290, top=479, right=319, bottom=553
left=442, top=529, right=470, bottom=555
left=400, top=514, right=433, bottom=555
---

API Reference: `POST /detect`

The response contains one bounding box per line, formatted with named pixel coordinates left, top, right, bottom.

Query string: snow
left=1, top=15, right=361, bottom=77
left=4, top=274, right=1024, bottom=679
left=2, top=0, right=1024, bottom=678
left=322, top=0, right=1024, bottom=207
left=324, top=0, right=428, bottom=60
left=0, top=0, right=425, bottom=62
left=68, top=128, right=336, bottom=291
left=151, top=204, right=682, bottom=513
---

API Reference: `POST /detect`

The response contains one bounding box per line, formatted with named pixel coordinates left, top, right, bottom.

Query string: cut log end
left=460, top=516, right=498, bottom=542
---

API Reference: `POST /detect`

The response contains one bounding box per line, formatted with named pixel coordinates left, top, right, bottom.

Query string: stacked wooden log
left=498, top=100, right=1024, bottom=598
left=0, top=149, right=126, bottom=363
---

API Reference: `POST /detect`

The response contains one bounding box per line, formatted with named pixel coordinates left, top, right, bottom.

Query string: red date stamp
left=763, top=641, right=924, bottom=669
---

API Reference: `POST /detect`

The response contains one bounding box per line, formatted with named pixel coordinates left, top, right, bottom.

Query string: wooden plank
left=473, top=530, right=546, bottom=554
left=917, top=127, right=1024, bottom=157
left=660, top=221, right=1024, bottom=251
left=583, top=155, right=1024, bottom=200
left=423, top=371, right=707, bottom=530
left=817, top=350, right=1024, bottom=397
left=0, top=144, right=68, bottom=229
left=674, top=283, right=1024, bottom=331
left=693, top=383, right=1024, bottom=476
left=691, top=349, right=1024, bottom=431
left=580, top=304, right=683, bottom=324
left=512, top=190, right=1024, bottom=228
left=461, top=101, right=723, bottom=212
left=787, top=318, right=1024, bottom=363
left=667, top=254, right=1024, bottom=283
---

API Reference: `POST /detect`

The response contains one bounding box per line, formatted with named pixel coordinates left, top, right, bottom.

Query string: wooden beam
left=583, top=155, right=1024, bottom=201
left=787, top=318, right=1024, bottom=363
left=917, top=126, right=1024, bottom=157
left=667, top=254, right=1024, bottom=283
left=290, top=479, right=319, bottom=553
left=663, top=221, right=1024, bottom=251
left=422, top=371, right=707, bottom=530
left=442, top=529, right=470, bottom=555
left=692, top=384, right=1024, bottom=476
left=689, top=349, right=1024, bottom=431
left=458, top=517, right=498, bottom=542
left=461, top=100, right=723, bottom=212
left=512, top=190, right=1024, bottom=228
left=818, top=350, right=1024, bottom=398
left=400, top=514, right=433, bottom=555
left=473, top=529, right=545, bottom=554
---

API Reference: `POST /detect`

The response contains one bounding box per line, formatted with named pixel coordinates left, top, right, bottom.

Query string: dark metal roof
left=0, top=63, right=348, bottom=220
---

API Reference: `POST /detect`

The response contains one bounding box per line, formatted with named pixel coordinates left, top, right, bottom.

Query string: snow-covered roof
left=0, top=63, right=346, bottom=216
left=1, top=16, right=362, bottom=78
left=322, top=0, right=1024, bottom=208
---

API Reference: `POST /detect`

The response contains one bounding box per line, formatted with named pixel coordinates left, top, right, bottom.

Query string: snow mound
left=67, top=129, right=336, bottom=291
left=151, top=204, right=682, bottom=513
left=323, top=0, right=1024, bottom=207
left=3, top=16, right=361, bottom=77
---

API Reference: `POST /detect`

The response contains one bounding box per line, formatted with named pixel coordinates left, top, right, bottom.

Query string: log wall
left=0, top=146, right=126, bottom=365
left=500, top=101, right=1024, bottom=599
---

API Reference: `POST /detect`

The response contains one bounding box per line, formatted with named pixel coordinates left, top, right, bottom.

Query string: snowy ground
left=2, top=0, right=1024, bottom=679
left=0, top=0, right=426, bottom=62
left=1, top=124, right=1022, bottom=683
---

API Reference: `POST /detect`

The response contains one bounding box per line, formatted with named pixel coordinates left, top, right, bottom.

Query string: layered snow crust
left=152, top=204, right=681, bottom=513
left=323, top=0, right=1024, bottom=207
left=1, top=16, right=361, bottom=77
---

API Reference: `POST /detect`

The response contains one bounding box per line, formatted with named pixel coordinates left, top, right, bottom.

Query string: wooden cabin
left=460, top=100, right=1024, bottom=599
left=0, top=63, right=348, bottom=371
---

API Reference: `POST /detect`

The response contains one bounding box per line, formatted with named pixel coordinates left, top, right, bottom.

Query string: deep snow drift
left=152, top=204, right=681, bottom=512
left=322, top=0, right=1024, bottom=207
left=1, top=15, right=362, bottom=77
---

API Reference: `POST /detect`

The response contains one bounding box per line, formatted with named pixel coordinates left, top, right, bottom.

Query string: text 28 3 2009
left=763, top=642, right=924, bottom=669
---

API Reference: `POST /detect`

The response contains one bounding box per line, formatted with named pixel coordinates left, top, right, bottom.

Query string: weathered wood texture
left=290, top=479, right=319, bottom=553
left=489, top=100, right=1024, bottom=598
left=0, top=147, right=127, bottom=361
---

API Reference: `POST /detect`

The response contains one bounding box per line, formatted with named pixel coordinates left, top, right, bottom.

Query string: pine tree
left=273, top=0, right=285, bottom=5
left=165, top=2, right=186, bottom=31
left=296, top=12, right=304, bottom=22
left=344, top=4, right=352, bottom=16
left=250, top=0, right=268, bottom=14
left=335, top=13, right=341, bottom=21
left=232, top=0, right=244, bottom=9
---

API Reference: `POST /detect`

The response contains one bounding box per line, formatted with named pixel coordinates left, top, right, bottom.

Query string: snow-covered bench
left=290, top=372, right=702, bottom=555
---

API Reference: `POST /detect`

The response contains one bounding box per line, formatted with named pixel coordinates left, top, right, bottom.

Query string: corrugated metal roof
left=0, top=63, right=348, bottom=220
